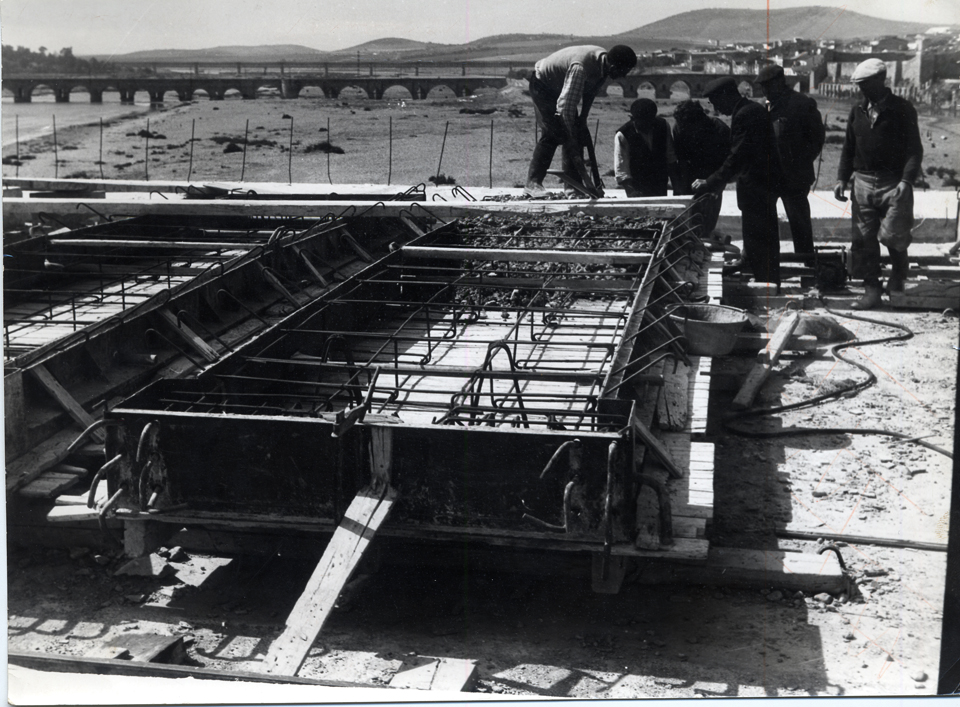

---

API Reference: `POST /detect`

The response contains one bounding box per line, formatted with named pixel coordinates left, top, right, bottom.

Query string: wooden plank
left=19, top=472, right=80, bottom=499
left=103, top=634, right=185, bottom=664
left=732, top=311, right=800, bottom=409
left=158, top=308, right=219, bottom=362
left=632, top=409, right=682, bottom=479
left=28, top=364, right=106, bottom=443
left=7, top=650, right=382, bottom=688
left=889, top=280, right=960, bottom=310
left=635, top=547, right=845, bottom=593
left=401, top=245, right=652, bottom=265
left=3, top=195, right=690, bottom=223
left=55, top=482, right=107, bottom=506
left=389, top=656, right=478, bottom=692
left=46, top=505, right=101, bottom=522
left=263, top=485, right=397, bottom=676
left=735, top=332, right=820, bottom=352
left=657, top=363, right=689, bottom=431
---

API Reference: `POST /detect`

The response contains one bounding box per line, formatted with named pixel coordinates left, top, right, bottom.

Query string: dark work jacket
left=673, top=116, right=731, bottom=190
left=837, top=89, right=923, bottom=184
left=617, top=117, right=671, bottom=196
left=705, top=97, right=783, bottom=211
left=766, top=88, right=825, bottom=192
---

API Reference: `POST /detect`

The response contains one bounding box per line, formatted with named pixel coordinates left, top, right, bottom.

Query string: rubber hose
left=722, top=296, right=954, bottom=459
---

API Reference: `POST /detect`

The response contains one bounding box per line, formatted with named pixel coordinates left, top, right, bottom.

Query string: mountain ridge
left=82, top=7, right=953, bottom=62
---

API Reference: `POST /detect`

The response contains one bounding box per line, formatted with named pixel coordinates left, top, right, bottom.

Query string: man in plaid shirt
left=525, top=45, right=637, bottom=198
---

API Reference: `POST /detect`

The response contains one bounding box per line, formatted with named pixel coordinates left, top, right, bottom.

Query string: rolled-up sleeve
left=614, top=131, right=631, bottom=184
left=556, top=63, right=586, bottom=138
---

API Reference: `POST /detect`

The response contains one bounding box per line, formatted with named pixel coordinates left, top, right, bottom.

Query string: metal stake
left=489, top=118, right=494, bottom=188
left=188, top=119, right=196, bottom=182
left=388, top=115, right=393, bottom=186
left=326, top=116, right=332, bottom=185
left=15, top=115, right=19, bottom=178
left=241, top=118, right=249, bottom=181
left=98, top=117, right=104, bottom=179
left=288, top=115, right=294, bottom=185
left=53, top=115, right=58, bottom=179
left=435, top=120, right=449, bottom=182
left=145, top=118, right=150, bottom=181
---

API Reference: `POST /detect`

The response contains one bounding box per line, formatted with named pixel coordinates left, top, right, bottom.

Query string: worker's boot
left=523, top=181, right=548, bottom=199
left=885, top=248, right=909, bottom=294
left=852, top=279, right=883, bottom=310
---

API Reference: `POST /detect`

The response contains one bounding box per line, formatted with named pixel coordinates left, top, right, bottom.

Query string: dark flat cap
left=756, top=64, right=784, bottom=83
left=703, top=76, right=737, bottom=97
left=627, top=98, right=658, bottom=119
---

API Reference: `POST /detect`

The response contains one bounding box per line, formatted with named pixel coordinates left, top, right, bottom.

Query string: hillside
left=620, top=7, right=942, bottom=43
left=88, top=44, right=327, bottom=62
left=87, top=7, right=954, bottom=64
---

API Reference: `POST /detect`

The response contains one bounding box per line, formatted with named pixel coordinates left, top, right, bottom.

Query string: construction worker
left=524, top=45, right=637, bottom=198
left=834, top=58, right=923, bottom=310
left=672, top=99, right=732, bottom=237
left=613, top=98, right=680, bottom=197
left=693, top=77, right=783, bottom=288
left=756, top=64, right=825, bottom=261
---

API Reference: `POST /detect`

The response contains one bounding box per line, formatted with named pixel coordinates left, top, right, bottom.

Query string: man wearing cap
left=673, top=99, right=732, bottom=237
left=524, top=45, right=638, bottom=198
left=834, top=58, right=923, bottom=309
left=693, top=77, right=784, bottom=287
left=756, top=64, right=825, bottom=260
left=614, top=98, right=680, bottom=197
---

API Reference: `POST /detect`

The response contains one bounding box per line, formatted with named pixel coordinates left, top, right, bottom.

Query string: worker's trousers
left=780, top=185, right=815, bottom=257
left=526, top=74, right=578, bottom=184
left=738, top=185, right=781, bottom=286
left=849, top=171, right=913, bottom=282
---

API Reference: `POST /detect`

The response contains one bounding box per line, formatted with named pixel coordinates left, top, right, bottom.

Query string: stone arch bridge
left=1, top=75, right=509, bottom=103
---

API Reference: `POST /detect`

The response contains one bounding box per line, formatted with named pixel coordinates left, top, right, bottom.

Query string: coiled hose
left=723, top=296, right=953, bottom=460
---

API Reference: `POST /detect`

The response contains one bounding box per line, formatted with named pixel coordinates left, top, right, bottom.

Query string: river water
left=1, top=92, right=152, bottom=148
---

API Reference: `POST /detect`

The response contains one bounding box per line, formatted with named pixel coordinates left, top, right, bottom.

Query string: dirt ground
left=4, top=82, right=958, bottom=700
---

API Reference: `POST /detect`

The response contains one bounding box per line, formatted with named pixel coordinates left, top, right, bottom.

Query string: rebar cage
left=106, top=203, right=711, bottom=551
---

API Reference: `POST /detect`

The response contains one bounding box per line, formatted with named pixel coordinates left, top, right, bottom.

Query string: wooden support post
left=263, top=485, right=397, bottom=676
left=158, top=308, right=219, bottom=362
left=656, top=362, right=689, bottom=431
left=123, top=520, right=172, bottom=558
left=732, top=311, right=800, bottom=409
left=632, top=408, right=682, bottom=479
left=29, top=364, right=105, bottom=443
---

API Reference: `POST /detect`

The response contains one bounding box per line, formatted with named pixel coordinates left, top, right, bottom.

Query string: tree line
left=2, top=45, right=114, bottom=74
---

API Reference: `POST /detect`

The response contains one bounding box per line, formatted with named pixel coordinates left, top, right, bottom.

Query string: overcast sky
left=2, top=0, right=959, bottom=56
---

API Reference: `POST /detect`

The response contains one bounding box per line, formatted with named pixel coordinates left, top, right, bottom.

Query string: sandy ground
left=3, top=84, right=959, bottom=193
left=4, top=83, right=958, bottom=699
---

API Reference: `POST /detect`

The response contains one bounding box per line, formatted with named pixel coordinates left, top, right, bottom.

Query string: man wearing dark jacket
left=694, top=77, right=783, bottom=287
left=834, top=58, right=923, bottom=309
left=757, top=64, right=825, bottom=259
left=672, top=99, right=732, bottom=237
left=524, top=45, right=637, bottom=198
left=613, top=98, right=679, bottom=197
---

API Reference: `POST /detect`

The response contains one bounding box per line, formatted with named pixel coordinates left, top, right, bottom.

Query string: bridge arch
left=382, top=84, right=415, bottom=100
left=424, top=83, right=458, bottom=100
left=338, top=85, right=372, bottom=100
left=636, top=81, right=656, bottom=99
left=669, top=80, right=692, bottom=100
left=297, top=84, right=328, bottom=98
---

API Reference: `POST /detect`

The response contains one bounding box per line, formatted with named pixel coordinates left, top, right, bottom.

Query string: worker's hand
left=892, top=180, right=913, bottom=200
left=691, top=179, right=709, bottom=195
left=833, top=181, right=848, bottom=202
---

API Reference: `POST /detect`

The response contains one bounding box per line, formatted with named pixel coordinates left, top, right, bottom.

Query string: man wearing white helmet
left=834, top=58, right=923, bottom=310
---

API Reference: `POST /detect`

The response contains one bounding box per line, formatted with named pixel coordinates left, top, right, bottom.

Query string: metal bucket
left=669, top=303, right=748, bottom=356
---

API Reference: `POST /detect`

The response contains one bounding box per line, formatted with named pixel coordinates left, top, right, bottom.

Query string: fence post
left=240, top=118, right=249, bottom=182
left=388, top=115, right=393, bottom=186
left=188, top=118, right=196, bottom=182
left=53, top=115, right=59, bottom=179
left=489, top=118, right=494, bottom=188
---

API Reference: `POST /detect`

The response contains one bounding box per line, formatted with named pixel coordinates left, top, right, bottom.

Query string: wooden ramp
left=262, top=485, right=397, bottom=676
